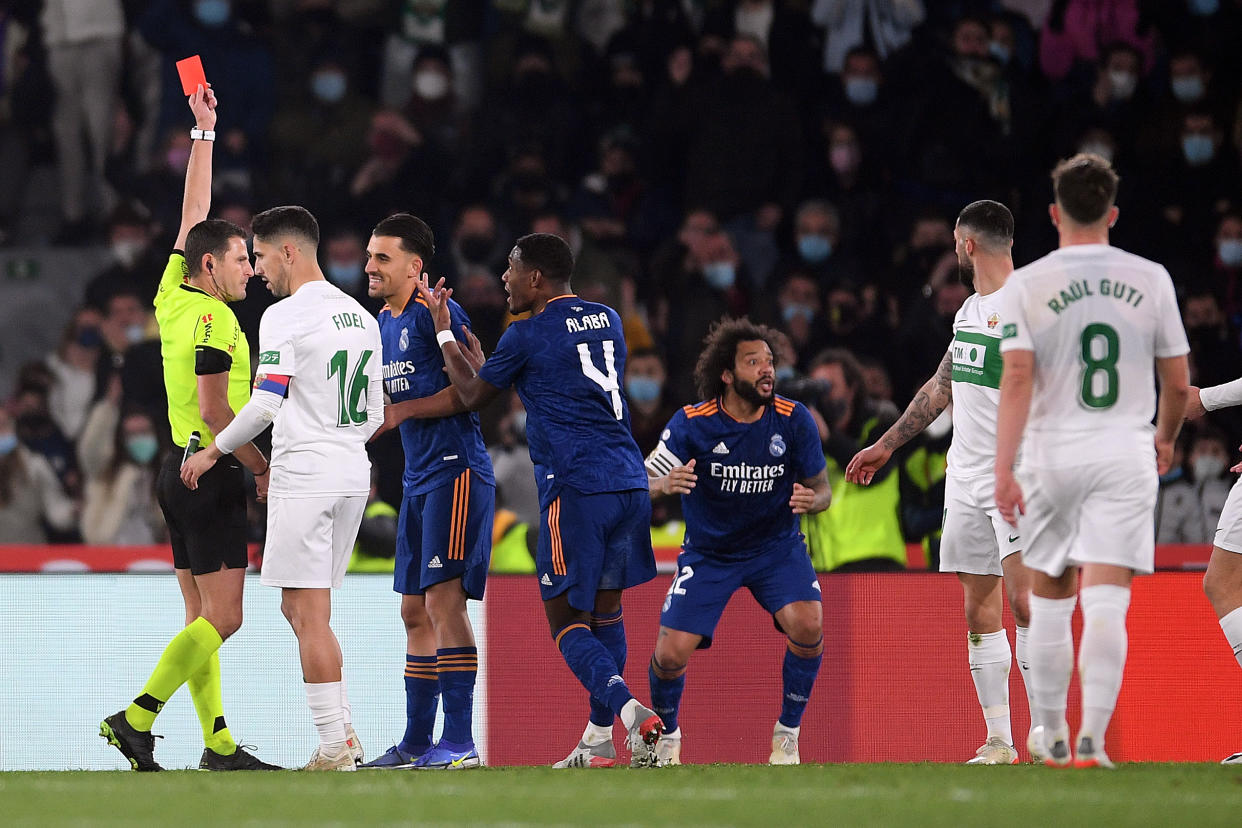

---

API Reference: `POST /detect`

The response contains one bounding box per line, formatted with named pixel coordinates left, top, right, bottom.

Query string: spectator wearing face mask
left=1155, top=436, right=1209, bottom=544
left=434, top=203, right=506, bottom=291
left=772, top=272, right=827, bottom=368
left=811, top=0, right=925, bottom=74
left=403, top=45, right=468, bottom=153
left=777, top=199, right=867, bottom=293
left=46, top=307, right=103, bottom=441
left=1153, top=111, right=1242, bottom=261
left=1051, top=43, right=1147, bottom=174
left=83, top=202, right=162, bottom=311
left=1189, top=426, right=1236, bottom=535
left=348, top=107, right=450, bottom=226
left=625, top=348, right=677, bottom=457
left=822, top=47, right=902, bottom=173
left=78, top=385, right=167, bottom=545
left=0, top=406, right=75, bottom=543
left=1209, top=214, right=1242, bottom=324
left=320, top=226, right=378, bottom=313
left=12, top=362, right=79, bottom=501
left=269, top=54, right=374, bottom=217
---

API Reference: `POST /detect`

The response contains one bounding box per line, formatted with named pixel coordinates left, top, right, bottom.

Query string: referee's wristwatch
left=190, top=128, right=216, bottom=142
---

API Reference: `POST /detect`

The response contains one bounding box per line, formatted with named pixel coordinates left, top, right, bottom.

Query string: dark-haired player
left=182, top=204, right=383, bottom=771
left=631, top=318, right=831, bottom=765
left=100, top=84, right=278, bottom=773
left=360, top=213, right=495, bottom=771
left=382, top=233, right=666, bottom=767
left=995, top=154, right=1189, bottom=768
left=848, top=200, right=1037, bottom=765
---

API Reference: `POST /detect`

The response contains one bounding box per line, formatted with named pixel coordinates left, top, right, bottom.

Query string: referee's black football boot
left=200, top=744, right=282, bottom=771
left=100, top=711, right=163, bottom=771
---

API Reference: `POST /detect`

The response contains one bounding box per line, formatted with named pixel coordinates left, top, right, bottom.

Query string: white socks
left=1014, top=626, right=1035, bottom=737
left=1220, top=606, right=1242, bottom=667
left=1078, top=585, right=1130, bottom=750
left=582, top=721, right=613, bottom=746
left=1027, top=594, right=1077, bottom=745
left=340, top=676, right=353, bottom=732
left=306, top=680, right=347, bottom=751
left=967, top=630, right=1012, bottom=744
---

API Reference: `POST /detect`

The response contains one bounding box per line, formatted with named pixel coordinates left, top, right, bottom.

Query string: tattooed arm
left=844, top=346, right=953, bottom=485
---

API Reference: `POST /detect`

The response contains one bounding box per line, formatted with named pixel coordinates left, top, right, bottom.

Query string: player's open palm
left=416, top=274, right=453, bottom=332
left=790, top=482, right=816, bottom=514
left=845, top=443, right=890, bottom=485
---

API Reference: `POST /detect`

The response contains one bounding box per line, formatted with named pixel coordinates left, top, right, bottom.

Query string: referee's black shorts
left=157, top=448, right=249, bottom=575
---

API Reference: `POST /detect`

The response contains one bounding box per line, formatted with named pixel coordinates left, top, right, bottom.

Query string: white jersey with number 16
left=998, top=244, right=1188, bottom=467
left=256, top=280, right=383, bottom=497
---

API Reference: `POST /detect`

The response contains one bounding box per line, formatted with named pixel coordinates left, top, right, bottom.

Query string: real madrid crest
left=399, top=327, right=410, bottom=351
left=769, top=433, right=786, bottom=457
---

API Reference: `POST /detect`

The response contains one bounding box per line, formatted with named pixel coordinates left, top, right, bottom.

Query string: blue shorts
left=659, top=539, right=822, bottom=648
left=536, top=488, right=656, bottom=611
left=395, top=470, right=494, bottom=599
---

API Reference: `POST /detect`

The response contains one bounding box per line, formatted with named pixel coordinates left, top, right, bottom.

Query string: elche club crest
left=987, top=313, right=1000, bottom=329
left=769, top=433, right=786, bottom=457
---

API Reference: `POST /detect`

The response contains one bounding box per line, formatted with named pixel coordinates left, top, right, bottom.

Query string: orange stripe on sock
left=436, top=665, right=479, bottom=673
left=554, top=622, right=590, bottom=649
left=590, top=614, right=624, bottom=627
left=435, top=656, right=478, bottom=664
left=787, top=639, right=824, bottom=658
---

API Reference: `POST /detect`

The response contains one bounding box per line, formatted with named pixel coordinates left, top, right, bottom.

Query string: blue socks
left=648, top=657, right=687, bottom=733
left=588, top=610, right=627, bottom=727
left=400, top=654, right=438, bottom=755
left=555, top=623, right=633, bottom=716
left=779, top=637, right=823, bottom=729
left=437, top=646, right=478, bottom=746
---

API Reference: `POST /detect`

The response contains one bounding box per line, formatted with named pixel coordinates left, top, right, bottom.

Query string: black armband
left=194, top=345, right=233, bottom=375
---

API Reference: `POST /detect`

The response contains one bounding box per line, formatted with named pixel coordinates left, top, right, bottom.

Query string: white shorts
left=260, top=494, right=367, bottom=589
left=1214, top=476, right=1242, bottom=554
left=939, top=473, right=1022, bottom=577
left=1018, top=457, right=1156, bottom=577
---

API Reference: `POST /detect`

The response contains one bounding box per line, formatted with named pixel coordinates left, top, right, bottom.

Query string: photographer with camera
left=783, top=348, right=905, bottom=572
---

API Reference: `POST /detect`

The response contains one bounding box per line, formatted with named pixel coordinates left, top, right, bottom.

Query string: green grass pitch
left=4, top=763, right=1242, bottom=826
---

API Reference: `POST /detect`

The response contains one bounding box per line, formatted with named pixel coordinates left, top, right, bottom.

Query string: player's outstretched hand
left=188, top=83, right=217, bottom=129
left=180, top=448, right=218, bottom=490
left=416, top=273, right=453, bottom=332
left=790, top=482, right=816, bottom=514
left=994, top=471, right=1024, bottom=528
left=662, top=459, right=697, bottom=496
left=1185, top=386, right=1206, bottom=420
left=845, top=443, right=890, bottom=485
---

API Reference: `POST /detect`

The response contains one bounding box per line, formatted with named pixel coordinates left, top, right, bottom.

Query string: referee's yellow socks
left=125, top=617, right=223, bottom=733
left=188, top=651, right=237, bottom=756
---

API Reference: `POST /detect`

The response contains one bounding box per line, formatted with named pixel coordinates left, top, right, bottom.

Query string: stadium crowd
left=1, top=0, right=1241, bottom=564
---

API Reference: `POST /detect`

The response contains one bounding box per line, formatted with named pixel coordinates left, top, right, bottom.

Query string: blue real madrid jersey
left=476, top=295, right=648, bottom=507
left=379, top=296, right=494, bottom=495
left=646, top=396, right=825, bottom=558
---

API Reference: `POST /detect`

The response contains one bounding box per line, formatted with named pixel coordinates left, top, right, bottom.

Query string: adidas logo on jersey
left=540, top=573, right=553, bottom=586
left=428, top=556, right=443, bottom=569
left=712, top=442, right=729, bottom=455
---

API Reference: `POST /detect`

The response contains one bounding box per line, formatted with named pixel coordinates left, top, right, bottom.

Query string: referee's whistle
left=182, top=430, right=201, bottom=466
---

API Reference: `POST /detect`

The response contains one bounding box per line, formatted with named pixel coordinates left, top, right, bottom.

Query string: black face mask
left=458, top=235, right=494, bottom=264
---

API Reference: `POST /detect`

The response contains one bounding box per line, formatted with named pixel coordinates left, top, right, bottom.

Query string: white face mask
left=413, top=70, right=449, bottom=101
left=111, top=239, right=146, bottom=268
left=1078, top=142, right=1114, bottom=165
left=1108, top=70, right=1137, bottom=100
left=1193, top=455, right=1226, bottom=481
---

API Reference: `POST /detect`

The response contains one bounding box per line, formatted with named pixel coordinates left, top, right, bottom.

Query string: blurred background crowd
left=1, top=0, right=1241, bottom=570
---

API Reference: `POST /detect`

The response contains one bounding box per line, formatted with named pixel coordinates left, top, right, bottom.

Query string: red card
left=176, top=55, right=208, bottom=97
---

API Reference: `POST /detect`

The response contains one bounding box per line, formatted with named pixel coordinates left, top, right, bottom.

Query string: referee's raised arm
left=175, top=84, right=216, bottom=252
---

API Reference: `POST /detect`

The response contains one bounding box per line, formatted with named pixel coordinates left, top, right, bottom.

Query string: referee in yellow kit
left=99, top=83, right=278, bottom=772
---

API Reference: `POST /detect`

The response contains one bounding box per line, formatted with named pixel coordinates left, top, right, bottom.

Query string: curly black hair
left=692, top=317, right=781, bottom=402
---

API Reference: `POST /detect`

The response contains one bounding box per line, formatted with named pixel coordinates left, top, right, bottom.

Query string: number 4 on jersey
left=577, top=340, right=623, bottom=420
left=328, top=349, right=373, bottom=426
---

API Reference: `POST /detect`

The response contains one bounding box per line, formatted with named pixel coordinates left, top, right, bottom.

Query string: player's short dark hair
left=372, top=212, right=435, bottom=261
left=512, top=232, right=573, bottom=284
left=252, top=205, right=320, bottom=248
left=184, top=218, right=246, bottom=277
left=957, top=199, right=1014, bottom=249
left=694, top=317, right=781, bottom=402
left=1051, top=154, right=1119, bottom=225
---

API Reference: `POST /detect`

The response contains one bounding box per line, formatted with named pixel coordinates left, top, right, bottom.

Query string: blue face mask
left=775, top=365, right=796, bottom=382
left=625, top=375, right=662, bottom=405
left=126, top=435, right=160, bottom=464
left=702, top=262, right=736, bottom=291
left=797, top=234, right=832, bottom=263
left=1190, top=0, right=1220, bottom=16
left=125, top=323, right=146, bottom=345
left=1171, top=75, right=1205, bottom=103
left=312, top=72, right=347, bottom=104
left=326, top=262, right=364, bottom=290
left=989, top=41, right=1011, bottom=66
left=194, top=0, right=231, bottom=27
left=843, top=76, right=878, bottom=106
left=782, top=303, right=816, bottom=325
left=1183, top=134, right=1215, bottom=166
left=0, top=433, right=16, bottom=456
left=1219, top=239, right=1242, bottom=267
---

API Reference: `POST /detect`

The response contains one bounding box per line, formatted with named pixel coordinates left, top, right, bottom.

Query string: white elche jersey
left=999, top=244, right=1189, bottom=467
left=946, top=286, right=1009, bottom=478
left=256, top=280, right=383, bottom=497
